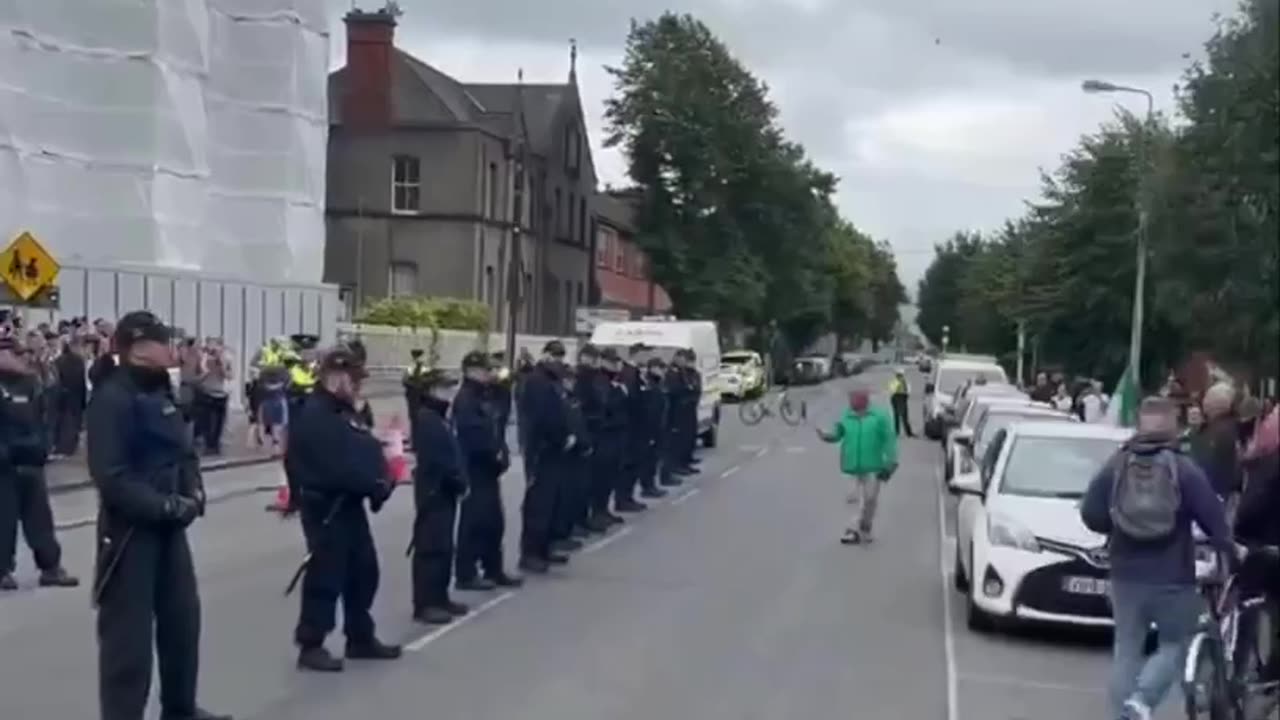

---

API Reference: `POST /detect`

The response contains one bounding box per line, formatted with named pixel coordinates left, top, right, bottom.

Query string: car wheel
left=953, top=543, right=968, bottom=592
left=966, top=548, right=995, bottom=633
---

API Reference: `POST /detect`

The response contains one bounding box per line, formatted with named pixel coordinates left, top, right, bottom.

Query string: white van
left=589, top=319, right=723, bottom=447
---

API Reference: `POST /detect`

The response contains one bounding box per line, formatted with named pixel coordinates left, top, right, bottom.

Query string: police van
left=589, top=318, right=723, bottom=448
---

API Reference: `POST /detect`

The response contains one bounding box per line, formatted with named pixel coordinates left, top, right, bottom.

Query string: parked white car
left=946, top=403, right=1072, bottom=480
left=949, top=421, right=1134, bottom=632
left=923, top=357, right=1008, bottom=440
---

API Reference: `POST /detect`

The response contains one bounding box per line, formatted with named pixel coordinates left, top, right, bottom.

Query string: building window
left=554, top=188, right=562, bottom=236
left=488, top=162, right=499, bottom=219
left=388, top=261, right=417, bottom=297
left=579, top=197, right=587, bottom=246
left=568, top=192, right=576, bottom=240
left=595, top=227, right=610, bottom=267
left=565, top=126, right=581, bottom=172
left=391, top=155, right=421, bottom=214
left=613, top=238, right=625, bottom=273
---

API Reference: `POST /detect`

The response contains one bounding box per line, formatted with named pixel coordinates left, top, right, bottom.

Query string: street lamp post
left=1082, top=79, right=1154, bottom=391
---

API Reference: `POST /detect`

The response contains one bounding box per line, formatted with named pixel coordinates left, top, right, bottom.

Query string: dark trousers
left=96, top=527, right=200, bottom=720
left=55, top=395, right=85, bottom=456
left=891, top=394, right=914, bottom=437
left=456, top=474, right=505, bottom=582
left=0, top=466, right=62, bottom=575
left=521, top=456, right=561, bottom=559
left=295, top=506, right=380, bottom=648
left=195, top=392, right=228, bottom=453
left=680, top=408, right=698, bottom=462
left=637, top=445, right=660, bottom=491
left=591, top=449, right=622, bottom=515
left=411, top=496, right=457, bottom=611
left=553, top=454, right=590, bottom=536
left=615, top=447, right=644, bottom=502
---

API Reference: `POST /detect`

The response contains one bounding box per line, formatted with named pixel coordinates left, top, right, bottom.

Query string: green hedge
left=356, top=297, right=490, bottom=332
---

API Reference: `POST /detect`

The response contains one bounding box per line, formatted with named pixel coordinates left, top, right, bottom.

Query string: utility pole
left=504, top=71, right=527, bottom=363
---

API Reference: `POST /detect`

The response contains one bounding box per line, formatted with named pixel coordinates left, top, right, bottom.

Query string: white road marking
left=955, top=672, right=1102, bottom=696
left=936, top=469, right=959, bottom=720
left=406, top=591, right=516, bottom=652
left=671, top=488, right=701, bottom=505
left=784, top=446, right=807, bottom=454
left=580, top=526, right=635, bottom=554
left=755, top=447, right=769, bottom=459
left=738, top=444, right=764, bottom=452
left=720, top=465, right=740, bottom=479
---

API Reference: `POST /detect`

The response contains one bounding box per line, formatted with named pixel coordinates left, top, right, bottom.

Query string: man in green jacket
left=818, top=387, right=898, bottom=544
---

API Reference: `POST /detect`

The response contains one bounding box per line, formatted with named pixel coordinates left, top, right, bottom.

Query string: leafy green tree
left=915, top=231, right=983, bottom=348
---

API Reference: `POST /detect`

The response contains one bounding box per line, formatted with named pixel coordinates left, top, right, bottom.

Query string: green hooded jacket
left=823, top=406, right=898, bottom=477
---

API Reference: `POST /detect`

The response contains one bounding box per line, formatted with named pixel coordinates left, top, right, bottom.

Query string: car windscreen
left=937, top=367, right=1007, bottom=395
left=597, top=345, right=681, bottom=364
left=973, top=410, right=1068, bottom=458
left=722, top=355, right=752, bottom=366
left=998, top=436, right=1121, bottom=499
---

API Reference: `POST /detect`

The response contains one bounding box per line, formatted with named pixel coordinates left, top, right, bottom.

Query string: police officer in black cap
left=86, top=311, right=229, bottom=720
left=575, top=344, right=615, bottom=531
left=660, top=351, right=694, bottom=487
left=548, top=362, right=590, bottom=550
left=594, top=348, right=638, bottom=520
left=637, top=356, right=670, bottom=499
left=601, top=348, right=645, bottom=514
left=0, top=334, right=79, bottom=591
left=289, top=347, right=401, bottom=673
left=454, top=350, right=522, bottom=589
left=403, top=348, right=430, bottom=440
left=617, top=343, right=657, bottom=505
left=409, top=368, right=471, bottom=624
left=519, top=347, right=577, bottom=573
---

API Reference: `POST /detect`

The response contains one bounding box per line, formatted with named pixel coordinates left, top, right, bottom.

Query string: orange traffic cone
left=266, top=463, right=291, bottom=513
left=382, top=415, right=409, bottom=485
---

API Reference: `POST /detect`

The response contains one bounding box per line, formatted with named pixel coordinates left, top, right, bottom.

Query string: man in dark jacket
left=616, top=344, right=651, bottom=510
left=636, top=357, right=669, bottom=500
left=86, top=311, right=227, bottom=720
left=53, top=336, right=88, bottom=456
left=288, top=348, right=400, bottom=673
left=454, top=351, right=521, bottom=589
left=597, top=349, right=637, bottom=519
left=410, top=370, right=471, bottom=625
left=1080, top=396, right=1237, bottom=720
left=1235, top=407, right=1280, bottom=681
left=519, top=347, right=575, bottom=573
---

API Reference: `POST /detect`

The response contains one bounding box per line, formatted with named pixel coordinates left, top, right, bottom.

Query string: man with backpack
left=1080, top=396, right=1238, bottom=720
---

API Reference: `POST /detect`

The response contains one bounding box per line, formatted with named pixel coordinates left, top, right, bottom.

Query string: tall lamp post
left=1082, top=79, right=1154, bottom=390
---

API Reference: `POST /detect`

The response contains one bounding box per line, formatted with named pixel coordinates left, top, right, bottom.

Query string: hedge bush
left=356, top=297, right=489, bottom=332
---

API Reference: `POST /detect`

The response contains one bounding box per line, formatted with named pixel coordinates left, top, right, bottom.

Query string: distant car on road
left=719, top=350, right=766, bottom=400
left=791, top=356, right=830, bottom=385
left=948, top=421, right=1134, bottom=632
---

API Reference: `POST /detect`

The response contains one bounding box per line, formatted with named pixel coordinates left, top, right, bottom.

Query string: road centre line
left=406, top=591, right=516, bottom=652
left=671, top=488, right=701, bottom=506
left=720, top=465, right=740, bottom=479
left=755, top=447, right=769, bottom=459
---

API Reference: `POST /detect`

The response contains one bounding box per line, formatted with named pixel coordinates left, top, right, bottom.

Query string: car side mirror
left=947, top=474, right=983, bottom=497
left=954, top=432, right=973, bottom=449
left=924, top=382, right=935, bottom=394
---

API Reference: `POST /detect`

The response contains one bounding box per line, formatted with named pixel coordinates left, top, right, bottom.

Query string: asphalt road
left=1, top=366, right=1157, bottom=720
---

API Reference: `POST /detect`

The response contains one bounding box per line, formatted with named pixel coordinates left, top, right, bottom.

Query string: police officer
left=609, top=347, right=647, bottom=513
left=489, top=351, right=514, bottom=431
left=519, top=346, right=575, bottom=573
left=0, top=336, right=78, bottom=591
left=576, top=345, right=615, bottom=532
left=660, top=352, right=693, bottom=487
left=637, top=357, right=670, bottom=500
left=409, top=369, right=471, bottom=625
left=678, top=349, right=703, bottom=473
left=86, top=311, right=228, bottom=720
left=549, top=362, right=589, bottom=552
left=402, top=348, right=430, bottom=440
left=596, top=348, right=635, bottom=520
left=289, top=348, right=401, bottom=673
left=454, top=351, right=522, bottom=590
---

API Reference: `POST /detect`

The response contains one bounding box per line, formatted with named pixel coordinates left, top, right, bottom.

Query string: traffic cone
left=266, top=462, right=291, bottom=513
left=382, top=415, right=409, bottom=485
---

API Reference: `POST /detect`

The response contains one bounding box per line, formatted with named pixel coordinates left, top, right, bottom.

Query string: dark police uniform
left=454, top=352, right=516, bottom=587
left=679, top=352, right=702, bottom=467
left=637, top=358, right=670, bottom=498
left=616, top=356, right=649, bottom=508
left=402, top=350, right=430, bottom=440
left=661, top=358, right=695, bottom=486
left=550, top=364, right=592, bottom=543
left=410, top=372, right=471, bottom=624
left=85, top=312, right=227, bottom=720
left=0, top=339, right=77, bottom=591
left=288, top=349, right=400, bottom=672
left=594, top=350, right=630, bottom=521
left=519, top=357, right=572, bottom=572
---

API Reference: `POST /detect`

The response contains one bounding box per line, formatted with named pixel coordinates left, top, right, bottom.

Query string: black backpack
left=1109, top=449, right=1181, bottom=542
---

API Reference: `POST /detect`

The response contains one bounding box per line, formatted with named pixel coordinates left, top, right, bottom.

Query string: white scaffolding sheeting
left=0, top=0, right=330, bottom=284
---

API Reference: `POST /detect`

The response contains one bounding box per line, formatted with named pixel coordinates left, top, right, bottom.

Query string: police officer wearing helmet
left=409, top=368, right=471, bottom=625
left=0, top=334, right=79, bottom=592
left=454, top=350, right=523, bottom=589
left=86, top=311, right=229, bottom=720
left=289, top=347, right=401, bottom=673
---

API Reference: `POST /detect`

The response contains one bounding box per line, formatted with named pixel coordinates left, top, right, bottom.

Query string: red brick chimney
left=342, top=6, right=398, bottom=130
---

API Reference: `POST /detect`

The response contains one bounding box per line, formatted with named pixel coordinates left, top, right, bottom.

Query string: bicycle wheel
left=739, top=399, right=766, bottom=426
left=1183, top=632, right=1234, bottom=720
left=780, top=397, right=807, bottom=426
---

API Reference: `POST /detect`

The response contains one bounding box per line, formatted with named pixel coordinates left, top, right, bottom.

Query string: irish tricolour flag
left=1104, top=363, right=1139, bottom=427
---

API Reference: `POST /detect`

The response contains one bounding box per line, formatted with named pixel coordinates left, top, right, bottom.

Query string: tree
left=826, top=220, right=874, bottom=346
left=866, top=240, right=907, bottom=350
left=915, top=231, right=983, bottom=348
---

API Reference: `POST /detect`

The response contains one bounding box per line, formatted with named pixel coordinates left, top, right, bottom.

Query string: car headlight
left=987, top=514, right=1041, bottom=553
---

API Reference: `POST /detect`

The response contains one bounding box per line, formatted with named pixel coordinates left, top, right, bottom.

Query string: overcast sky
left=327, top=0, right=1236, bottom=294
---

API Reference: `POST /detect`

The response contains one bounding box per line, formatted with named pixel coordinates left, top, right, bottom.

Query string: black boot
left=297, top=646, right=344, bottom=672
left=586, top=516, right=612, bottom=533
left=161, top=708, right=234, bottom=720
left=489, top=573, right=525, bottom=588
left=640, top=486, right=667, bottom=499
left=518, top=556, right=550, bottom=574
left=0, top=573, right=16, bottom=591
left=445, top=599, right=470, bottom=616
left=616, top=499, right=647, bottom=513
left=38, top=568, right=80, bottom=588
left=551, top=538, right=583, bottom=553
left=413, top=607, right=455, bottom=625
left=456, top=577, right=497, bottom=592
left=659, top=475, right=684, bottom=488
left=545, top=552, right=570, bottom=565
left=571, top=524, right=593, bottom=538
left=346, top=638, right=402, bottom=660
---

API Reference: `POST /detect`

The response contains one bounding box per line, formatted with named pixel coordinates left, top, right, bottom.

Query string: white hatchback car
left=949, top=421, right=1134, bottom=632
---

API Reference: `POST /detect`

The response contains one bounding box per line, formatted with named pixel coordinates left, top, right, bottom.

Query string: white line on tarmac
left=406, top=591, right=516, bottom=652
left=580, top=526, right=635, bottom=555
left=936, top=469, right=959, bottom=720
left=720, top=465, right=740, bottom=479
left=955, top=672, right=1102, bottom=696
left=755, top=447, right=769, bottom=459
left=784, top=446, right=807, bottom=454
left=671, top=488, right=701, bottom=506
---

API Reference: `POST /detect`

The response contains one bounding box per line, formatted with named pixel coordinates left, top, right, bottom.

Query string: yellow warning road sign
left=0, top=231, right=60, bottom=302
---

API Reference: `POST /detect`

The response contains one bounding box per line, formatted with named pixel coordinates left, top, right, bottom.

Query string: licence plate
left=1062, top=576, right=1109, bottom=595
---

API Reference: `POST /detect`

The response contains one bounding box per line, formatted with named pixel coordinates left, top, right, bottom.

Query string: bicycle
left=1182, top=544, right=1280, bottom=720
left=739, top=387, right=806, bottom=426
